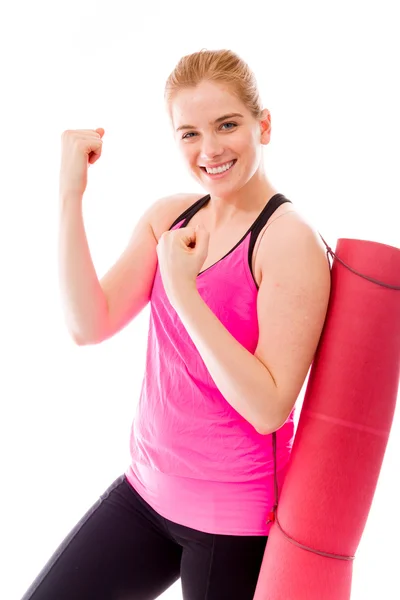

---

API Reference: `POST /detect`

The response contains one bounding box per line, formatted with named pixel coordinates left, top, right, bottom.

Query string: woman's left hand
left=157, top=223, right=210, bottom=305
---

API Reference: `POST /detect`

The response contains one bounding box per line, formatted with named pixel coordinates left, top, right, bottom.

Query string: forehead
left=171, top=80, right=248, bottom=126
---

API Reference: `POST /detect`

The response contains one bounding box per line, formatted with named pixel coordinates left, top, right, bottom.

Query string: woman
left=23, top=49, right=331, bottom=599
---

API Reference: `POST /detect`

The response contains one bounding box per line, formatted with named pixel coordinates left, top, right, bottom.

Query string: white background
left=1, top=1, right=399, bottom=598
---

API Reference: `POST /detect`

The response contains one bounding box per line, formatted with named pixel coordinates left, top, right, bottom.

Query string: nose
left=199, top=133, right=224, bottom=162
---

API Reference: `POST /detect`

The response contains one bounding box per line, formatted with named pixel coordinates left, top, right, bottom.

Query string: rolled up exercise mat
left=254, top=236, right=400, bottom=600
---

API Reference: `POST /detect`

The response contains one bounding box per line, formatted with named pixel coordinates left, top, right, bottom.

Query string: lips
left=200, top=159, right=237, bottom=174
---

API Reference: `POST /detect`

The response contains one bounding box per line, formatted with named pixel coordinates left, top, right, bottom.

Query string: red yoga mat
left=254, top=236, right=400, bottom=600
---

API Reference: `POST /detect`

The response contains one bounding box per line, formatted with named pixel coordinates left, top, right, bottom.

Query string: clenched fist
left=59, top=128, right=105, bottom=197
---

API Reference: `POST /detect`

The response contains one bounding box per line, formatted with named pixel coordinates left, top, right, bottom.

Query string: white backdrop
left=1, top=1, right=399, bottom=599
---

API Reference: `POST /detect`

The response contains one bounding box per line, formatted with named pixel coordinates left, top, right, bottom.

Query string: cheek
left=185, top=148, right=198, bottom=166
left=177, top=145, right=194, bottom=166
left=240, top=132, right=256, bottom=149
left=179, top=147, right=200, bottom=172
left=242, top=136, right=260, bottom=160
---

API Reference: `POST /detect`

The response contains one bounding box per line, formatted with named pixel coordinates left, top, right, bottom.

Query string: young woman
left=23, top=49, right=331, bottom=600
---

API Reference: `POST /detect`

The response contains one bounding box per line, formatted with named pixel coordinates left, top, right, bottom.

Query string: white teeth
left=205, top=160, right=234, bottom=174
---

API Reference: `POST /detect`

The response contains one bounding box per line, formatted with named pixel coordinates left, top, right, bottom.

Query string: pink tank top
left=125, top=193, right=296, bottom=535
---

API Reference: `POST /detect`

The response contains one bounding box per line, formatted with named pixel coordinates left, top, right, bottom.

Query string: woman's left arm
left=171, top=216, right=331, bottom=435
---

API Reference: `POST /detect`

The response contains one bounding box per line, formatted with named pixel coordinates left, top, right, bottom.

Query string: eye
left=182, top=131, right=196, bottom=140
left=221, top=122, right=237, bottom=131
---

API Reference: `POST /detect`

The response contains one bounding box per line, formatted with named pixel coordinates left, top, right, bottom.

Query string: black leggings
left=21, top=474, right=268, bottom=600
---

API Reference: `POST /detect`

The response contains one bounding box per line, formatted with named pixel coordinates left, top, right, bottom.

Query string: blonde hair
left=164, top=48, right=263, bottom=121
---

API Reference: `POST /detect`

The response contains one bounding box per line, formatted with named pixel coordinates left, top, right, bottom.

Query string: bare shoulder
left=150, top=193, right=204, bottom=242
left=262, top=203, right=327, bottom=253
left=256, top=204, right=330, bottom=287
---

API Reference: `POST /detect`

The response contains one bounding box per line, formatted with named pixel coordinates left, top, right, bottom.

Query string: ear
left=260, top=108, right=271, bottom=144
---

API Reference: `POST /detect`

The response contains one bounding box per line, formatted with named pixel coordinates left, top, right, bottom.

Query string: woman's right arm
left=57, top=128, right=197, bottom=346
left=58, top=191, right=162, bottom=346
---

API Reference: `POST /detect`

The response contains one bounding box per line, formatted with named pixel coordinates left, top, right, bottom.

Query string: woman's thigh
left=171, top=520, right=268, bottom=600
left=21, top=474, right=182, bottom=600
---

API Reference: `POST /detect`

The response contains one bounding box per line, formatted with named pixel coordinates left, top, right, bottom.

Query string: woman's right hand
left=59, top=128, right=105, bottom=197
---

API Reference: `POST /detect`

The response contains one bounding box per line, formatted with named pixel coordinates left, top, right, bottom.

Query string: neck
left=206, top=169, right=279, bottom=230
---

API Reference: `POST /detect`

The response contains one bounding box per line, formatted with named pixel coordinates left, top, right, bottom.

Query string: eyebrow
left=175, top=112, right=244, bottom=132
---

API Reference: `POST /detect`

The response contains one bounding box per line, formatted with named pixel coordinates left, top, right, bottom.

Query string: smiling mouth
left=200, top=159, right=237, bottom=175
